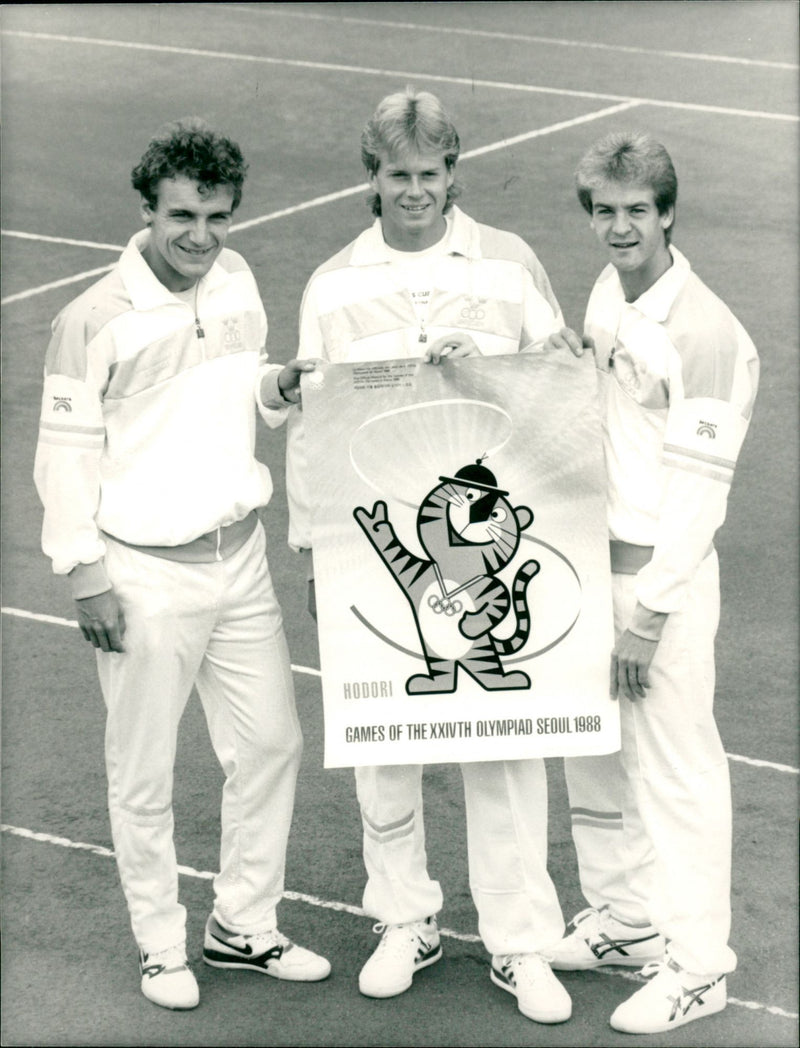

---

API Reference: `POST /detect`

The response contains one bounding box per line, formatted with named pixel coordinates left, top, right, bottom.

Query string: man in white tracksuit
left=281, top=87, right=572, bottom=1024
left=545, top=131, right=759, bottom=1035
left=33, top=119, right=329, bottom=1010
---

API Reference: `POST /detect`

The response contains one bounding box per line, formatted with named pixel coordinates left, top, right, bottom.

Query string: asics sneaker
left=358, top=916, right=442, bottom=998
left=610, top=956, right=727, bottom=1034
left=490, top=953, right=572, bottom=1024
left=202, top=915, right=331, bottom=981
left=139, top=943, right=199, bottom=1010
left=545, top=906, right=664, bottom=970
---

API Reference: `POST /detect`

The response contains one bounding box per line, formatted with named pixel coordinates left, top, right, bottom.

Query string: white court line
left=0, top=823, right=476, bottom=941
left=4, top=31, right=797, bottom=123
left=0, top=606, right=320, bottom=678
left=1, top=229, right=124, bottom=251
left=2, top=27, right=794, bottom=304
left=1, top=263, right=117, bottom=305
left=214, top=3, right=798, bottom=72
left=1, top=821, right=797, bottom=1018
left=233, top=101, right=640, bottom=236
left=0, top=101, right=637, bottom=304
left=2, top=605, right=795, bottom=774
left=727, top=752, right=798, bottom=774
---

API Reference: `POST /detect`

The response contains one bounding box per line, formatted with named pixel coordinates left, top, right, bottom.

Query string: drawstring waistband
left=610, top=541, right=654, bottom=574
left=104, top=510, right=258, bottom=564
left=610, top=539, right=713, bottom=575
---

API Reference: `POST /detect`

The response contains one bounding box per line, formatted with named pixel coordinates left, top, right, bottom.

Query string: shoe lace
left=371, top=920, right=431, bottom=956
left=143, top=943, right=189, bottom=968
left=640, top=956, right=712, bottom=983
left=245, top=928, right=292, bottom=952
left=569, top=906, right=605, bottom=935
left=639, top=960, right=668, bottom=980
left=499, top=953, right=550, bottom=986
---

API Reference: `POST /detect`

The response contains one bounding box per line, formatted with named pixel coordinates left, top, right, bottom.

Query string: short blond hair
left=360, top=87, right=462, bottom=216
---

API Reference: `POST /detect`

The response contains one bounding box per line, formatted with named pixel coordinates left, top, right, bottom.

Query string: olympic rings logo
left=428, top=594, right=462, bottom=616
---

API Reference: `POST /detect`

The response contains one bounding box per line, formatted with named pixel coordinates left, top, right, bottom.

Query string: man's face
left=369, top=151, right=454, bottom=251
left=141, top=175, right=235, bottom=291
left=589, top=181, right=673, bottom=288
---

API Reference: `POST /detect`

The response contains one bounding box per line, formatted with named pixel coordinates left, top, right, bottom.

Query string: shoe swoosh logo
left=211, top=933, right=252, bottom=956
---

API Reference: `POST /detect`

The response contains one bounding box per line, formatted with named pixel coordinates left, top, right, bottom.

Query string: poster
left=302, top=351, right=619, bottom=768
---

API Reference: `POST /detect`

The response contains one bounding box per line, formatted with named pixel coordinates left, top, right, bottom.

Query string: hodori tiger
left=353, top=459, right=540, bottom=695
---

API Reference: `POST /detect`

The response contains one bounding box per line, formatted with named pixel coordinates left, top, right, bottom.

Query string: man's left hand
left=423, top=334, right=481, bottom=364
left=610, top=630, right=659, bottom=701
left=278, top=359, right=317, bottom=403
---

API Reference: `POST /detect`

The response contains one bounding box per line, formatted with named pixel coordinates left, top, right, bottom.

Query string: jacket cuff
left=69, top=561, right=111, bottom=600
left=258, top=365, right=290, bottom=411
left=628, top=602, right=669, bottom=642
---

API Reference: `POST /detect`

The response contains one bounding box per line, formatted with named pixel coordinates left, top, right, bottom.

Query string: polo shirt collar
left=628, top=246, right=692, bottom=321
left=119, top=229, right=229, bottom=310
left=348, top=205, right=479, bottom=266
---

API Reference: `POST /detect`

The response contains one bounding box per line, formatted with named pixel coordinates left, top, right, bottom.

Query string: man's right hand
left=75, top=589, right=126, bottom=652
left=546, top=327, right=595, bottom=358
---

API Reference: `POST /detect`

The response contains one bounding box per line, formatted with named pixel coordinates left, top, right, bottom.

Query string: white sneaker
left=490, top=953, right=572, bottom=1024
left=545, top=906, right=664, bottom=970
left=358, top=916, right=442, bottom=998
left=203, top=915, right=331, bottom=981
left=610, top=957, right=727, bottom=1034
left=139, top=943, right=199, bottom=1010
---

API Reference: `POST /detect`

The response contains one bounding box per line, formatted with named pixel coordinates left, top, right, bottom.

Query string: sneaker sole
left=490, top=968, right=572, bottom=1024
left=610, top=996, right=726, bottom=1034
left=359, top=945, right=442, bottom=999
left=141, top=987, right=200, bottom=1010
left=203, top=953, right=331, bottom=981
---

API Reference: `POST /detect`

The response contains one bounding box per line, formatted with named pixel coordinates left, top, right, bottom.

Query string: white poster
left=302, top=352, right=619, bottom=768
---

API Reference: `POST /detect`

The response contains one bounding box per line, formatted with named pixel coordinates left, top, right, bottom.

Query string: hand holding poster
left=302, top=351, right=618, bottom=767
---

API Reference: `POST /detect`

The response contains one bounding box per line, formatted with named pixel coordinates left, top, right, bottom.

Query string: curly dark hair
left=131, top=117, right=249, bottom=210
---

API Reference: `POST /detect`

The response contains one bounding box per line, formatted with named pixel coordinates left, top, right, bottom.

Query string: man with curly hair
left=34, top=118, right=329, bottom=1010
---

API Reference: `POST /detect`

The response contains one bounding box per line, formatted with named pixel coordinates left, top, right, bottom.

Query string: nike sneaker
left=202, top=915, right=331, bottom=981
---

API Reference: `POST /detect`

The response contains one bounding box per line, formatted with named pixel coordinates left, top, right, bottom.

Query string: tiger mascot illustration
left=353, top=459, right=540, bottom=695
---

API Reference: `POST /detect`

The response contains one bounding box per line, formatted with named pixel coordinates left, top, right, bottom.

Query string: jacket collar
left=119, top=229, right=229, bottom=310
left=348, top=206, right=480, bottom=267
left=603, top=246, right=692, bottom=322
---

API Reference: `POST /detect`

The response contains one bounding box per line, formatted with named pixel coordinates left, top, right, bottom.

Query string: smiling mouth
left=178, top=245, right=214, bottom=256
left=611, top=241, right=638, bottom=249
left=402, top=204, right=429, bottom=213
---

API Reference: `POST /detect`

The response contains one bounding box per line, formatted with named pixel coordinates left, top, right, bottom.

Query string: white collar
left=348, top=205, right=481, bottom=267
left=600, top=246, right=692, bottom=322
left=118, top=229, right=229, bottom=310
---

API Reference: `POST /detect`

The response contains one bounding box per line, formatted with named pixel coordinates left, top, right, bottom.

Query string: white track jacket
left=34, top=231, right=287, bottom=586
left=587, top=246, right=759, bottom=621
left=285, top=206, right=563, bottom=551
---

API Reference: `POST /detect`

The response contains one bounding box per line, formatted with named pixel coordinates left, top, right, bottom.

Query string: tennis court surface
left=1, top=3, right=797, bottom=1045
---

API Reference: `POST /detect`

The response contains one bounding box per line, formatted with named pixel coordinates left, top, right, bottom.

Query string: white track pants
left=563, top=552, right=736, bottom=975
left=355, top=759, right=564, bottom=955
left=97, top=524, right=302, bottom=952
